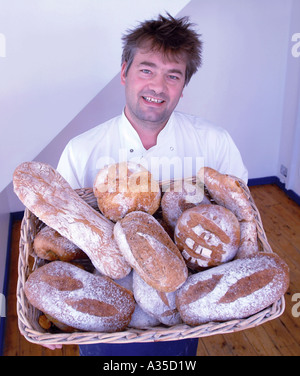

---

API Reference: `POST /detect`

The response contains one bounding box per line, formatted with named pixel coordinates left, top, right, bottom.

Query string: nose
left=148, top=73, right=167, bottom=95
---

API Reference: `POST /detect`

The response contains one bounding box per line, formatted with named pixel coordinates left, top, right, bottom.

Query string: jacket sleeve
left=56, top=140, right=82, bottom=189
left=213, top=129, right=249, bottom=183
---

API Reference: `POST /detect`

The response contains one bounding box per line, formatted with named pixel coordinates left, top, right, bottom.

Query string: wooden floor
left=3, top=184, right=300, bottom=356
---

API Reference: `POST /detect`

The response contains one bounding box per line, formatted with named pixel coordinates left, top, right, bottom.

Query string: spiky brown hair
left=121, top=13, right=202, bottom=86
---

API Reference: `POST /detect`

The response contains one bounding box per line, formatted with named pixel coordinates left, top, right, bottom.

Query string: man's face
left=121, top=48, right=186, bottom=130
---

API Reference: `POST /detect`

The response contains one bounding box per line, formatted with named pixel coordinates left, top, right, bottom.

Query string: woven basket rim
left=16, top=177, right=286, bottom=345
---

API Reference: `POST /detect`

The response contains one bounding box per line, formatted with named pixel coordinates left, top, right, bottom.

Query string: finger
left=44, top=344, right=63, bottom=350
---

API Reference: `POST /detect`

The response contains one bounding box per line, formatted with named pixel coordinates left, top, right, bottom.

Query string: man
left=57, top=13, right=247, bottom=188
left=56, top=13, right=247, bottom=356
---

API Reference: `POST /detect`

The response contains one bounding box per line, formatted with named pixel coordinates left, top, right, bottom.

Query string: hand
left=43, top=344, right=63, bottom=350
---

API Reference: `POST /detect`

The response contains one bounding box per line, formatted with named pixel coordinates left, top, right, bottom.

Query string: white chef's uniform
left=57, top=111, right=248, bottom=188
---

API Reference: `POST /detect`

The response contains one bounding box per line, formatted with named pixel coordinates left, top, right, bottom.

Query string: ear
left=121, top=62, right=127, bottom=85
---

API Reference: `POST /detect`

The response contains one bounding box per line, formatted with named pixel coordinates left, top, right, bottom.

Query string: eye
left=169, top=75, right=179, bottom=80
left=141, top=69, right=152, bottom=74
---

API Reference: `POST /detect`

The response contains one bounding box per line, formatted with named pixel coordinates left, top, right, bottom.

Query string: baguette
left=13, top=161, right=131, bottom=279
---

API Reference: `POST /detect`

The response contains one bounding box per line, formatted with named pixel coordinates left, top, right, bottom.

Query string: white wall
left=176, top=0, right=293, bottom=180
left=278, top=0, right=300, bottom=194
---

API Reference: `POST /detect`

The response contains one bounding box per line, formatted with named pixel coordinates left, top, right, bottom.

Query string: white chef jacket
left=57, top=111, right=248, bottom=189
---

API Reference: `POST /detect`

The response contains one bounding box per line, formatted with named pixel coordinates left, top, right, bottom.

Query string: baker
left=55, top=13, right=248, bottom=356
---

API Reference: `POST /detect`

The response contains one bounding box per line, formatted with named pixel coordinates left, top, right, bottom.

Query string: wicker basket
left=17, top=179, right=286, bottom=346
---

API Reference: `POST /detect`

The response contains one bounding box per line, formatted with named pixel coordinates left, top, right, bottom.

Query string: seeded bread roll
left=176, top=253, right=289, bottom=326
left=33, top=225, right=87, bottom=261
left=174, top=204, right=240, bottom=270
left=93, top=161, right=161, bottom=222
left=24, top=261, right=135, bottom=332
left=198, top=167, right=259, bottom=258
left=13, top=161, right=131, bottom=279
left=114, top=211, right=188, bottom=293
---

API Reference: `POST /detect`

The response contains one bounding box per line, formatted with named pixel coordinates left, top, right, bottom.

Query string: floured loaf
left=114, top=211, right=188, bottom=292
left=176, top=253, right=289, bottom=325
left=24, top=261, right=135, bottom=332
left=174, top=204, right=240, bottom=270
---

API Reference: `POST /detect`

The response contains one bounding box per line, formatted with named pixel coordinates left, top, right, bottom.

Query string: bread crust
left=198, top=167, right=259, bottom=258
left=175, top=204, right=240, bottom=269
left=33, top=225, right=87, bottom=261
left=176, top=253, right=289, bottom=326
left=13, top=161, right=131, bottom=279
left=114, top=211, right=188, bottom=292
left=133, top=271, right=182, bottom=326
left=93, top=162, right=161, bottom=222
left=161, top=179, right=211, bottom=231
left=24, top=261, right=135, bottom=332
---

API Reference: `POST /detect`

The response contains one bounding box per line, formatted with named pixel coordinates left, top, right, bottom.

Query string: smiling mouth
left=142, top=96, right=165, bottom=104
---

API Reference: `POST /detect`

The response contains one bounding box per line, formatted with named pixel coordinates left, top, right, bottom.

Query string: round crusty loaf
left=24, top=261, right=136, bottom=332
left=176, top=252, right=289, bottom=326
left=133, top=271, right=182, bottom=326
left=33, top=225, right=87, bottom=261
left=13, top=161, right=131, bottom=279
left=161, top=179, right=211, bottom=231
left=93, top=161, right=161, bottom=222
left=114, top=211, right=188, bottom=293
left=198, top=167, right=259, bottom=258
left=174, top=204, right=241, bottom=270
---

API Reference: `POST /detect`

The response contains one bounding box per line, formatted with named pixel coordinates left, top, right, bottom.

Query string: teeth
left=143, top=96, right=164, bottom=104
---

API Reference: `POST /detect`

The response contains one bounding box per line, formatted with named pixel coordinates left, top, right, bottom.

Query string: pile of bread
left=13, top=161, right=289, bottom=334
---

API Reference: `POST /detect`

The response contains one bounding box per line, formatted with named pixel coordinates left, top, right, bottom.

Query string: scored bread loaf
left=198, top=167, right=259, bottom=258
left=114, top=211, right=188, bottom=292
left=174, top=204, right=241, bottom=270
left=93, top=161, right=161, bottom=222
left=13, top=161, right=131, bottom=279
left=24, top=261, right=135, bottom=332
left=176, top=253, right=289, bottom=326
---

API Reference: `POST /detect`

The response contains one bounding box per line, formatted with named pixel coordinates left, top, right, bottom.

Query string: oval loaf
left=24, top=261, right=135, bottom=332
left=176, top=252, right=289, bottom=326
left=114, top=211, right=188, bottom=292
